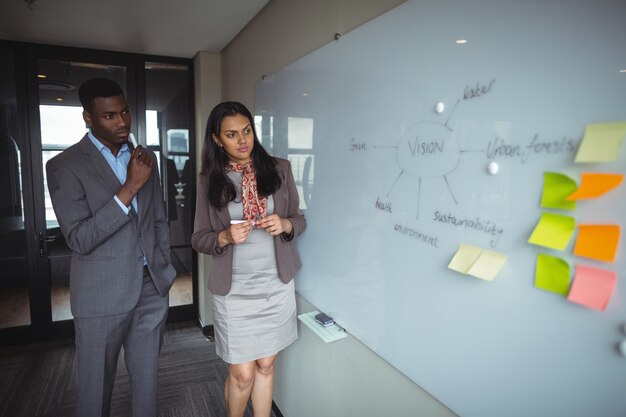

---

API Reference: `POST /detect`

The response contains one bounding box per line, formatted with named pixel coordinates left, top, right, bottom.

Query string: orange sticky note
left=573, top=225, right=620, bottom=263
left=566, top=173, right=624, bottom=200
left=567, top=265, right=617, bottom=311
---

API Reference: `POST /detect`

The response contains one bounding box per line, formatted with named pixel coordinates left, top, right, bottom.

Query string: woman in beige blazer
left=192, top=101, right=305, bottom=417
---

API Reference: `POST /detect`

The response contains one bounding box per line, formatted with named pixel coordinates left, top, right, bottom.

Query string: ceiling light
left=456, top=39, right=468, bottom=45
left=56, top=98, right=63, bottom=102
left=37, top=74, right=47, bottom=79
left=619, top=69, right=626, bottom=73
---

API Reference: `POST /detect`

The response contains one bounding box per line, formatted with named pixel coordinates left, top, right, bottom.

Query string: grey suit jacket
left=46, top=135, right=176, bottom=318
left=191, top=158, right=306, bottom=296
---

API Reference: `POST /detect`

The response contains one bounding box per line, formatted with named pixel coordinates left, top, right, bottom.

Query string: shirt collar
left=88, top=132, right=130, bottom=156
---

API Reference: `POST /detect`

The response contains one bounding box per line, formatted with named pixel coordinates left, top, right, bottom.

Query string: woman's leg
left=250, top=354, right=278, bottom=417
left=225, top=361, right=256, bottom=417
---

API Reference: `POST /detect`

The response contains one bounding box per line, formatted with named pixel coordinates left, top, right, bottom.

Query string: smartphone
left=315, top=312, right=335, bottom=327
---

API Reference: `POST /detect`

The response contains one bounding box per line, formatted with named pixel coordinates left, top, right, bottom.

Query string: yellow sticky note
left=541, top=172, right=577, bottom=210
left=575, top=122, right=626, bottom=162
left=566, top=173, right=624, bottom=200
left=567, top=264, right=617, bottom=311
left=528, top=213, right=576, bottom=251
left=466, top=250, right=508, bottom=281
left=535, top=253, right=570, bottom=296
left=573, top=225, right=620, bottom=263
left=448, top=244, right=482, bottom=274
left=448, top=244, right=507, bottom=281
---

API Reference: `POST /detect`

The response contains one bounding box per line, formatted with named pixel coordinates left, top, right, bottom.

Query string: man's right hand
left=116, top=145, right=154, bottom=207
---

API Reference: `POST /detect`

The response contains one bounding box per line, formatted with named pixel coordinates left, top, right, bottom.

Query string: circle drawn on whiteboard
left=396, top=121, right=461, bottom=179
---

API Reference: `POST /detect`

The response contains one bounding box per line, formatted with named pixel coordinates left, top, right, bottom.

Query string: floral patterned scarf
left=226, top=161, right=267, bottom=220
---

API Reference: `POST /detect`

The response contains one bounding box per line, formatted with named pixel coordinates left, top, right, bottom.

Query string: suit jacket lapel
left=137, top=179, right=150, bottom=226
left=77, top=135, right=123, bottom=194
left=216, top=204, right=230, bottom=228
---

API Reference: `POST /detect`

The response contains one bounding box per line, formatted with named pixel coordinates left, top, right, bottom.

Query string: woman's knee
left=229, top=363, right=255, bottom=389
left=255, top=356, right=276, bottom=376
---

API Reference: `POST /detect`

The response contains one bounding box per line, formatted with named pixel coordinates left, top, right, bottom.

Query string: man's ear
left=82, top=111, right=92, bottom=127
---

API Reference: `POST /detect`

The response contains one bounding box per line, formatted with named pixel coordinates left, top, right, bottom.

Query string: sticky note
left=575, top=122, right=626, bottom=162
left=448, top=244, right=507, bottom=281
left=528, top=213, right=576, bottom=251
left=567, top=265, right=617, bottom=311
left=535, top=253, right=570, bottom=296
left=541, top=172, right=577, bottom=210
left=573, top=225, right=620, bottom=263
left=448, top=244, right=482, bottom=274
left=466, top=250, right=508, bottom=281
left=566, top=173, right=624, bottom=200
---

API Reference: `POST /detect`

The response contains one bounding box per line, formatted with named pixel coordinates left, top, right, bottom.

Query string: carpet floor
left=0, top=321, right=277, bottom=417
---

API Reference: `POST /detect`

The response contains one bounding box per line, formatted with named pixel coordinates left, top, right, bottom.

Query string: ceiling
left=0, top=0, right=270, bottom=58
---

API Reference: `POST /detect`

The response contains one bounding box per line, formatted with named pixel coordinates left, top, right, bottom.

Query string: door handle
left=38, top=231, right=58, bottom=257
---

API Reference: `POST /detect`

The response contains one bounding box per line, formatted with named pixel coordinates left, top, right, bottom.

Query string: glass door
left=144, top=61, right=195, bottom=310
left=0, top=47, right=32, bottom=332
left=0, top=43, right=196, bottom=345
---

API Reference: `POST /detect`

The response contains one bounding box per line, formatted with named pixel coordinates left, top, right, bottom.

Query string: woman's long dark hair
left=201, top=101, right=281, bottom=209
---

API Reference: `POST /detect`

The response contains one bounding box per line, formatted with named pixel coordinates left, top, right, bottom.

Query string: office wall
left=221, top=0, right=407, bottom=109
left=218, top=1, right=456, bottom=416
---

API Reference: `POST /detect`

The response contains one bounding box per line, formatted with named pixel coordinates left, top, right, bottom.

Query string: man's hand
left=116, top=145, right=154, bottom=207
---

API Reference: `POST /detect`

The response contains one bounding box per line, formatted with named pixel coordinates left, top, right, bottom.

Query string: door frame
left=0, top=40, right=198, bottom=346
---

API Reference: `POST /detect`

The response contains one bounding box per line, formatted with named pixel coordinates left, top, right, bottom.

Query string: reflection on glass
left=42, top=150, right=62, bottom=227
left=254, top=115, right=273, bottom=149
left=146, top=110, right=160, bottom=146
left=0, top=48, right=30, bottom=328
left=288, top=154, right=314, bottom=210
left=287, top=117, right=313, bottom=149
left=145, top=61, right=193, bottom=307
left=40, top=105, right=86, bottom=147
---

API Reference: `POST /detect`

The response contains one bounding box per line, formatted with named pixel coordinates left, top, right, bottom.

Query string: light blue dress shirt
left=87, top=132, right=138, bottom=214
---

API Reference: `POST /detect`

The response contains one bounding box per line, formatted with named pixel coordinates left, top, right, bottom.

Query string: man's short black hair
left=78, top=78, right=125, bottom=113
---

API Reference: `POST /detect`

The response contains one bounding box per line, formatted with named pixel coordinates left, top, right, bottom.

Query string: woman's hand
left=218, top=220, right=254, bottom=247
left=256, top=214, right=293, bottom=237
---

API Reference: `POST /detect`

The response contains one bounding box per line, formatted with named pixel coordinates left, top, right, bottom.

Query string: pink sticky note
left=567, top=265, right=617, bottom=311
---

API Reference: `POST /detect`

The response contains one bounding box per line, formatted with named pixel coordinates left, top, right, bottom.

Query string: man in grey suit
left=46, top=78, right=176, bottom=417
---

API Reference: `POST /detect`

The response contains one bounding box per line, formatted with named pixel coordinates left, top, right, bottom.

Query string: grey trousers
left=73, top=268, right=169, bottom=417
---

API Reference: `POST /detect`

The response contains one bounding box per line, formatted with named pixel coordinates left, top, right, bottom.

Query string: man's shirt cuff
left=114, top=196, right=131, bottom=215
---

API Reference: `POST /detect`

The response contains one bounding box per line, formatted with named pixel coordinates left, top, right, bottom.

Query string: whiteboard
left=255, top=1, right=626, bottom=416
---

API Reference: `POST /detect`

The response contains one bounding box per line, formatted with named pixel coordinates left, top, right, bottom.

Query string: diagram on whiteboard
left=379, top=79, right=494, bottom=218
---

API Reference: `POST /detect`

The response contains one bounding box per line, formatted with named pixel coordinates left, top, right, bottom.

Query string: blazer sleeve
left=149, top=152, right=172, bottom=265
left=279, top=159, right=306, bottom=242
left=191, top=174, right=230, bottom=257
left=46, top=155, right=131, bottom=255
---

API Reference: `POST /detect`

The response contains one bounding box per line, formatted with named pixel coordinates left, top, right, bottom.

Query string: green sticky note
left=535, top=253, right=571, bottom=295
left=528, top=212, right=576, bottom=251
left=541, top=172, right=577, bottom=211
left=575, top=122, right=626, bottom=162
left=448, top=244, right=482, bottom=274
